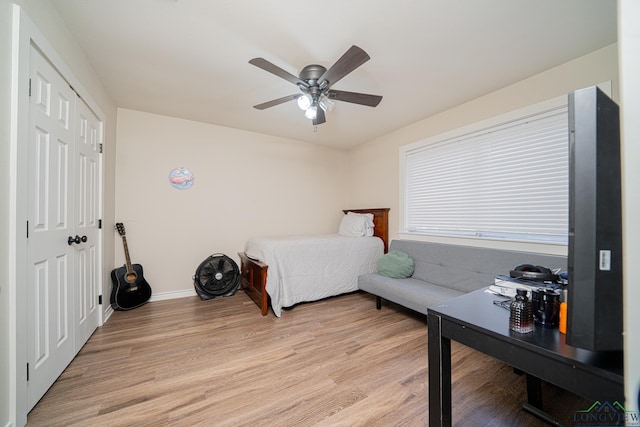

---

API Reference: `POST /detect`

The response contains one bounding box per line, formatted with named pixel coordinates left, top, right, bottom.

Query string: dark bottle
left=510, top=288, right=534, bottom=333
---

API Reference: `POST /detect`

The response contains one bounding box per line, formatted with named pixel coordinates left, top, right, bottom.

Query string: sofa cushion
left=388, top=240, right=566, bottom=294
left=358, top=240, right=567, bottom=314
left=358, top=273, right=464, bottom=315
left=377, top=250, right=415, bottom=278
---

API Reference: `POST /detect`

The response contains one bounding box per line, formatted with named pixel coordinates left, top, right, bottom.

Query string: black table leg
left=428, top=312, right=452, bottom=427
left=523, top=374, right=568, bottom=426
left=526, top=374, right=543, bottom=407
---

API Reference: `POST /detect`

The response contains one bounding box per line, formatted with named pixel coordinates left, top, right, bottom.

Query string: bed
left=238, top=208, right=390, bottom=316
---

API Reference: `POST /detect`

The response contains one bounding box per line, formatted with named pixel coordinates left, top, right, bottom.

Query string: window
left=401, top=99, right=569, bottom=244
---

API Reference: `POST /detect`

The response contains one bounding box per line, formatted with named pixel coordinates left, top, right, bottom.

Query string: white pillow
left=351, top=212, right=375, bottom=237
left=339, top=212, right=375, bottom=237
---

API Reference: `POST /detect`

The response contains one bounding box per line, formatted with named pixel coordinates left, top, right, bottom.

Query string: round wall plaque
left=168, top=167, right=194, bottom=190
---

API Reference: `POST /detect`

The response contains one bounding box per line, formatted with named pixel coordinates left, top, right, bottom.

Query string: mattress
left=245, top=234, right=383, bottom=317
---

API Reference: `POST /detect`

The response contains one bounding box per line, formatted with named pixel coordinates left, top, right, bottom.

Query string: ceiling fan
left=249, top=45, right=383, bottom=126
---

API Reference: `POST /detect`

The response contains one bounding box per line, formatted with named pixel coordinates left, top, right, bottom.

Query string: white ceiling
left=51, top=0, right=617, bottom=149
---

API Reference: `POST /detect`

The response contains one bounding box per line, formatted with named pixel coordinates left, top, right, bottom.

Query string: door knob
left=67, top=235, right=87, bottom=245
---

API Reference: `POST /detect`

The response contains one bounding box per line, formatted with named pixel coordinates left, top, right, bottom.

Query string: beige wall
left=348, top=43, right=618, bottom=255
left=115, top=109, right=349, bottom=297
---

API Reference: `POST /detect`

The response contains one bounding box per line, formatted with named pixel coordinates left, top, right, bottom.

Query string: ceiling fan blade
left=318, top=45, right=370, bottom=90
left=327, top=90, right=382, bottom=107
left=313, top=107, right=326, bottom=125
left=249, top=58, right=308, bottom=87
left=253, top=94, right=300, bottom=110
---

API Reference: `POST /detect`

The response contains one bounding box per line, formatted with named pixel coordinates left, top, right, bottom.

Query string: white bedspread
left=245, top=234, right=383, bottom=317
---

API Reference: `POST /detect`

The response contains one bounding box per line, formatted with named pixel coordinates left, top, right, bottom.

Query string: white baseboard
left=103, top=304, right=114, bottom=324
left=150, top=288, right=197, bottom=302
left=100, top=289, right=196, bottom=325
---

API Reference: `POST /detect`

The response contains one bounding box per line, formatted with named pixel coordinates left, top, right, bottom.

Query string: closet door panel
left=74, top=99, right=102, bottom=347
left=26, top=46, right=76, bottom=411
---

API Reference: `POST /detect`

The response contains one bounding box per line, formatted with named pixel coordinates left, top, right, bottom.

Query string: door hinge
left=98, top=295, right=103, bottom=305
left=28, top=78, right=31, bottom=97
left=26, top=363, right=29, bottom=381
left=26, top=220, right=29, bottom=238
left=99, top=143, right=103, bottom=154
left=98, top=219, right=102, bottom=229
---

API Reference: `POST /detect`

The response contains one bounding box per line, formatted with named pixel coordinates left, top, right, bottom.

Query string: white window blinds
left=404, top=105, right=569, bottom=243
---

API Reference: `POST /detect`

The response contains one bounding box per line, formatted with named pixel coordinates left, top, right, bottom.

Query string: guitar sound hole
left=125, top=273, right=138, bottom=283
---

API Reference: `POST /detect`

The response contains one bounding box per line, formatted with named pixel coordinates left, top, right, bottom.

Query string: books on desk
left=487, top=275, right=560, bottom=298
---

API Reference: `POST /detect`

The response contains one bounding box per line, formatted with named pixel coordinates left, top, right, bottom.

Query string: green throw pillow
left=377, top=250, right=415, bottom=278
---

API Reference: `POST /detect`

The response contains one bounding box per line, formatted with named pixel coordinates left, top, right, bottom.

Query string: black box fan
left=193, top=253, right=240, bottom=300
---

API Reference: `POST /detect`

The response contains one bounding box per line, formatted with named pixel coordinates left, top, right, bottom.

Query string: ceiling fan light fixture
left=319, top=94, right=334, bottom=112
left=297, top=93, right=312, bottom=110
left=304, top=105, right=317, bottom=120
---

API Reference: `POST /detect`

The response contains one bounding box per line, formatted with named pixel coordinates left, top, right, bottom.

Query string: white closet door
left=26, top=46, right=76, bottom=410
left=74, top=99, right=102, bottom=347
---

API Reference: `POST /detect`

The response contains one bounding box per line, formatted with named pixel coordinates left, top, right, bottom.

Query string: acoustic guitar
left=110, top=223, right=152, bottom=310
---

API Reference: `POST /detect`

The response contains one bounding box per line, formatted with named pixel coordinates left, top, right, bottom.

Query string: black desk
left=427, top=288, right=623, bottom=426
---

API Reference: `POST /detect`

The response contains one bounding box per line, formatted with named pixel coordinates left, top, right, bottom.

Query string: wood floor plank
left=27, top=291, right=589, bottom=426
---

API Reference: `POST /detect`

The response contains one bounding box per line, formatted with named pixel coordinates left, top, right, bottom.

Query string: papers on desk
left=486, top=275, right=561, bottom=298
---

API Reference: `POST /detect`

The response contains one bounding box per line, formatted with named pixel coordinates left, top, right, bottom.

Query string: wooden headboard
left=343, top=208, right=390, bottom=253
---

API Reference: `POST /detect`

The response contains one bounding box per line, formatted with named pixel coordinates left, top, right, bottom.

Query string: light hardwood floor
left=27, top=291, right=589, bottom=426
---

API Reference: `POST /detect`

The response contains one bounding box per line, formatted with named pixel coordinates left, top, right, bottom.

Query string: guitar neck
left=121, top=235, right=134, bottom=274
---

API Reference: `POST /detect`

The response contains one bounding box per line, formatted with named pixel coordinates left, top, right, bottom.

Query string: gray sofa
left=358, top=239, right=566, bottom=315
